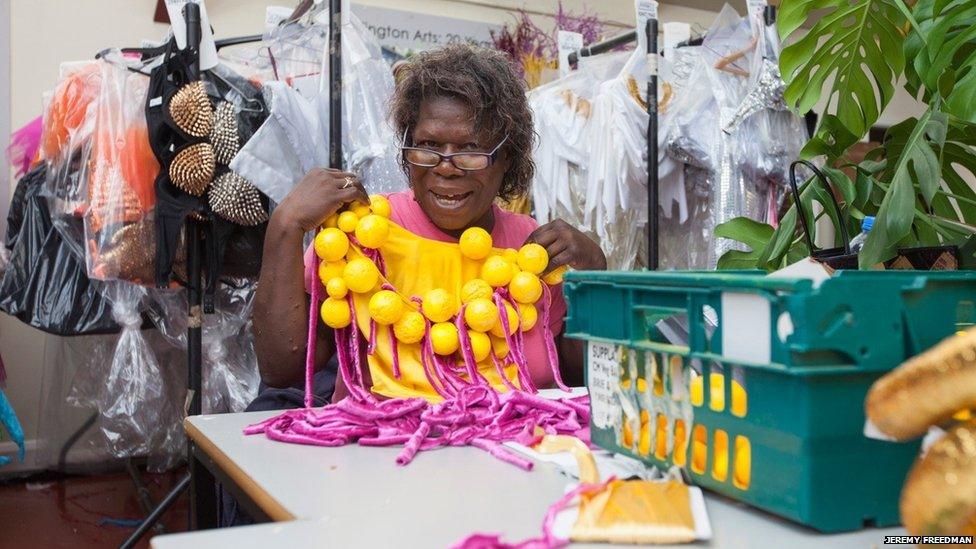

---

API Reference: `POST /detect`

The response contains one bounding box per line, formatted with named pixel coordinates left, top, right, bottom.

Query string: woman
left=253, top=45, right=606, bottom=403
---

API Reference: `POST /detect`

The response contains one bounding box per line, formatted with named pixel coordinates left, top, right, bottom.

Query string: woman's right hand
left=274, top=168, right=370, bottom=233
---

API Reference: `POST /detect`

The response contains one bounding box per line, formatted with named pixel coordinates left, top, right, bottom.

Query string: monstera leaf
left=904, top=0, right=976, bottom=122
left=779, top=0, right=907, bottom=155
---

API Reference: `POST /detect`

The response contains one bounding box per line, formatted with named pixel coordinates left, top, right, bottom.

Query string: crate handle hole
left=691, top=425, right=707, bottom=474
left=712, top=429, right=729, bottom=482
left=733, top=435, right=751, bottom=490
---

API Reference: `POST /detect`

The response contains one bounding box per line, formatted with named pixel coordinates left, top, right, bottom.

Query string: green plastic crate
left=563, top=269, right=976, bottom=533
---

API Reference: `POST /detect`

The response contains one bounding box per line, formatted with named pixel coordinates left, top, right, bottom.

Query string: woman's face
left=408, top=96, right=509, bottom=236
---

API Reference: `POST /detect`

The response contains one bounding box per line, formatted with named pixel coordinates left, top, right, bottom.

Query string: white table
left=152, top=411, right=907, bottom=548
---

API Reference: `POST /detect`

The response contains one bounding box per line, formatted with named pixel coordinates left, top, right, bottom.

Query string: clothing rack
left=121, top=0, right=343, bottom=543
left=566, top=19, right=661, bottom=270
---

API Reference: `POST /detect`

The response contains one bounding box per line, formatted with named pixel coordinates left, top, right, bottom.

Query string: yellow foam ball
left=337, top=211, right=359, bottom=233
left=320, top=297, right=351, bottom=329
left=517, top=243, right=549, bottom=275
left=490, top=301, right=520, bottom=338
left=491, top=335, right=510, bottom=358
left=326, top=277, right=348, bottom=299
left=393, top=311, right=426, bottom=344
left=542, top=265, right=568, bottom=285
left=461, top=279, right=493, bottom=303
left=519, top=303, right=538, bottom=332
left=350, top=201, right=372, bottom=218
left=355, top=214, right=389, bottom=249
left=481, top=256, right=514, bottom=288
left=314, top=228, right=350, bottom=262
left=324, top=214, right=338, bottom=228
left=469, top=331, right=491, bottom=362
left=430, top=322, right=459, bottom=355
left=368, top=290, right=404, bottom=325
left=368, top=194, right=391, bottom=218
left=318, top=259, right=346, bottom=287
left=464, top=298, right=498, bottom=333
left=508, top=271, right=542, bottom=304
left=422, top=289, right=456, bottom=323
left=459, top=227, right=493, bottom=260
left=343, top=258, right=379, bottom=293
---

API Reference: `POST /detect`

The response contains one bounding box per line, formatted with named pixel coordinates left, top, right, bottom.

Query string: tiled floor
left=0, top=468, right=188, bottom=548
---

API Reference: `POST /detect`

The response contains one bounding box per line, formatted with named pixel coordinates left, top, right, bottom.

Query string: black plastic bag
left=0, top=163, right=147, bottom=335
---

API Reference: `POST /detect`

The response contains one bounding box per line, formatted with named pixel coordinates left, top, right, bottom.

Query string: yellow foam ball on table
left=464, top=298, right=498, bottom=333
left=393, top=311, right=425, bottom=344
left=351, top=201, right=372, bottom=218
left=490, top=301, right=520, bottom=338
left=482, top=256, right=514, bottom=288
left=368, top=194, right=391, bottom=218
left=461, top=279, right=493, bottom=303
left=314, top=227, right=350, bottom=262
left=343, top=258, right=379, bottom=293
left=422, top=289, right=456, bottom=323
left=337, top=211, right=359, bottom=233
left=323, top=214, right=338, bottom=228
left=326, top=277, right=348, bottom=299
left=468, top=331, right=491, bottom=363
left=459, top=227, right=492, bottom=260
left=320, top=297, right=351, bottom=329
left=355, top=214, right=389, bottom=249
left=519, top=303, right=538, bottom=332
left=368, top=290, right=404, bottom=325
left=517, top=243, right=549, bottom=275
left=430, top=322, right=459, bottom=355
left=319, top=259, right=346, bottom=287
left=542, top=265, right=568, bottom=285
left=508, top=271, right=542, bottom=304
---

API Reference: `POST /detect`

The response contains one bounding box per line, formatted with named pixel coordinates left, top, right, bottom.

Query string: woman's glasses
left=400, top=128, right=508, bottom=171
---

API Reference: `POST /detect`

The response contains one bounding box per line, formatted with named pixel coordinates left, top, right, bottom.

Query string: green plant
left=717, top=0, right=976, bottom=270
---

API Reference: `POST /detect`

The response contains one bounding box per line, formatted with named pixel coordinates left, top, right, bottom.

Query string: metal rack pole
left=646, top=18, right=659, bottom=271
left=329, top=0, right=342, bottom=169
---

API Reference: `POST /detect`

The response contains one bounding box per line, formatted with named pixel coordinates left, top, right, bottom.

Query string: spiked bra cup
left=162, top=82, right=267, bottom=225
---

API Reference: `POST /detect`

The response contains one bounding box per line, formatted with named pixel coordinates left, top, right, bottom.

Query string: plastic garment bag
left=84, top=59, right=160, bottom=284
left=42, top=61, right=103, bottom=261
left=528, top=51, right=630, bottom=234
left=583, top=50, right=686, bottom=270
left=663, top=5, right=806, bottom=267
left=230, top=11, right=406, bottom=200
left=97, top=281, right=169, bottom=460
left=147, top=280, right=260, bottom=415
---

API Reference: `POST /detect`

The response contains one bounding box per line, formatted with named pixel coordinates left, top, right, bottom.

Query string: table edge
left=184, top=417, right=296, bottom=522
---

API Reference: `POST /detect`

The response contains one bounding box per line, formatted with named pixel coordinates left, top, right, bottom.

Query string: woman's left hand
left=525, top=219, right=607, bottom=273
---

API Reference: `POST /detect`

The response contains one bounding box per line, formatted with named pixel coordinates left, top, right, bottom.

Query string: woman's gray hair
left=389, top=44, right=535, bottom=201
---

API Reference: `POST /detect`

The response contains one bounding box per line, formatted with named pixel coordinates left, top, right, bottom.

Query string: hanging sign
left=350, top=4, right=499, bottom=55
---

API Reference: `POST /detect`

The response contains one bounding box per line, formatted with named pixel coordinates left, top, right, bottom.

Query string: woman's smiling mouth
left=429, top=189, right=474, bottom=209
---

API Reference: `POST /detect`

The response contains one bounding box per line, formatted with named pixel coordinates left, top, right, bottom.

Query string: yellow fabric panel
left=342, top=221, right=521, bottom=401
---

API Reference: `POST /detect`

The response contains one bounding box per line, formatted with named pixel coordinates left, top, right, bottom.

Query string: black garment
left=219, top=358, right=338, bottom=527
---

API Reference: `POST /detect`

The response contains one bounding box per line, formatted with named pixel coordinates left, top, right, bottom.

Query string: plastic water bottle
left=850, top=216, right=875, bottom=253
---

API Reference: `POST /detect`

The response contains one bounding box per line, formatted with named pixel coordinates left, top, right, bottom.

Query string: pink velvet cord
left=448, top=477, right=616, bottom=549
left=246, top=383, right=591, bottom=469
left=305, top=265, right=321, bottom=409
left=279, top=251, right=587, bottom=473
